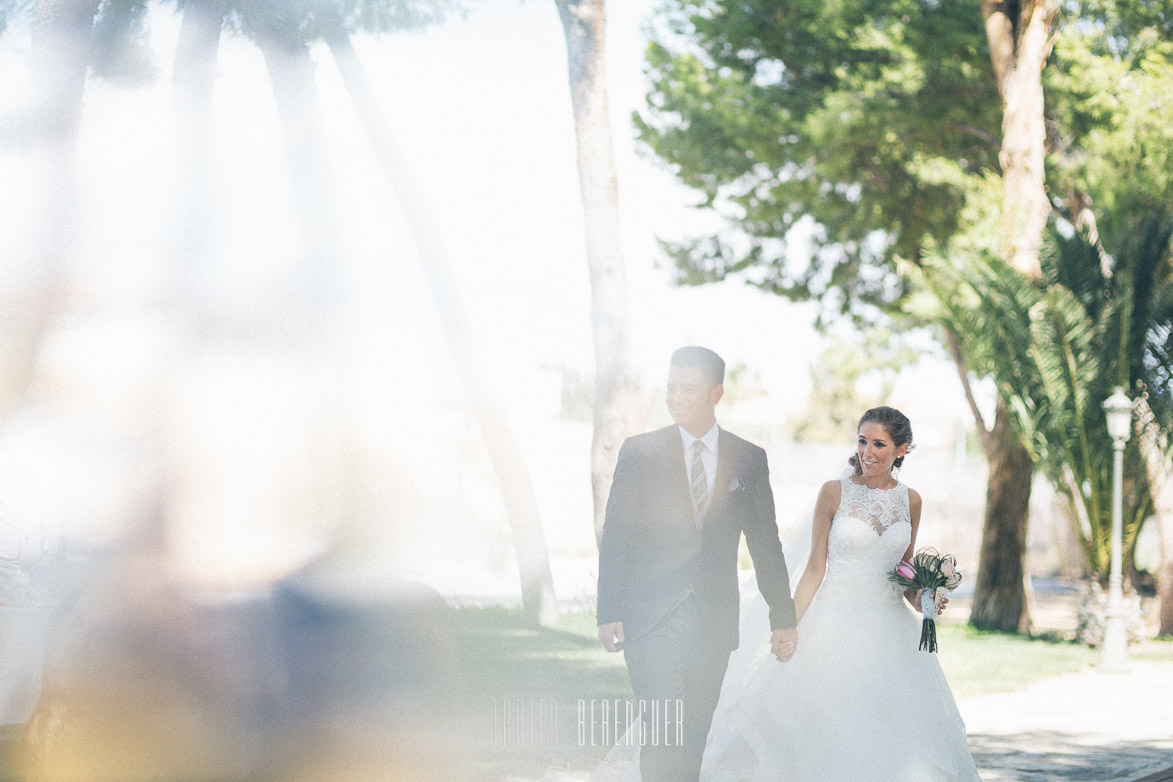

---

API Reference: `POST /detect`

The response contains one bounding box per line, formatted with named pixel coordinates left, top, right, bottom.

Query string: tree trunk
left=981, top=0, right=1057, bottom=281
left=173, top=0, right=221, bottom=144
left=318, top=19, right=558, bottom=626
left=946, top=333, right=1034, bottom=631
left=29, top=0, right=98, bottom=139
left=553, top=0, right=645, bottom=541
left=967, top=0, right=1054, bottom=634
left=1135, top=398, right=1173, bottom=636
left=0, top=0, right=98, bottom=419
left=970, top=399, right=1034, bottom=632
left=248, top=12, right=348, bottom=327
left=1158, top=526, right=1173, bottom=637
left=257, top=40, right=334, bottom=258
left=171, top=0, right=222, bottom=304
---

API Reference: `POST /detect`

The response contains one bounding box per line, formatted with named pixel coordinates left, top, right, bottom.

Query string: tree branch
left=948, top=121, right=1001, bottom=149
left=945, top=329, right=993, bottom=455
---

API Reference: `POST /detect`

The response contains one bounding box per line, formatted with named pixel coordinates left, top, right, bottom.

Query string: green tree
left=637, top=0, right=1000, bottom=321
left=636, top=0, right=1044, bottom=631
left=1042, top=5, right=1173, bottom=633
left=911, top=0, right=1173, bottom=634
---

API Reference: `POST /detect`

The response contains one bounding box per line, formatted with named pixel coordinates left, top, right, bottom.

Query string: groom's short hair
left=670, top=346, right=725, bottom=387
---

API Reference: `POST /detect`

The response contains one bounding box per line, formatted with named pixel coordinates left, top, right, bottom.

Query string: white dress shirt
left=679, top=422, right=719, bottom=495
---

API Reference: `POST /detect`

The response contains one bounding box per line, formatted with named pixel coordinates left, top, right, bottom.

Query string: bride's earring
left=892, top=454, right=905, bottom=478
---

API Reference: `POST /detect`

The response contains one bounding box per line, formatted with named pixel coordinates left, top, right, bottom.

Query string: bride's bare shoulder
left=815, top=479, right=843, bottom=508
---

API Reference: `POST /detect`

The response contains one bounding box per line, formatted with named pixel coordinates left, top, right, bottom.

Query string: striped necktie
left=690, top=440, right=710, bottom=519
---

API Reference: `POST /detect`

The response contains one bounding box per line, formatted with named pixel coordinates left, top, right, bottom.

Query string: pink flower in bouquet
left=895, top=561, right=915, bottom=581
left=941, top=560, right=956, bottom=578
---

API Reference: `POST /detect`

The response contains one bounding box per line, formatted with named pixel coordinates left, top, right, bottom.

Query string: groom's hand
left=770, top=627, right=798, bottom=663
left=598, top=621, right=625, bottom=653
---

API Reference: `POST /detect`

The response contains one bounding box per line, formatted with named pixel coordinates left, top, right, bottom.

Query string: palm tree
left=934, top=271, right=1034, bottom=633
left=921, top=211, right=1173, bottom=592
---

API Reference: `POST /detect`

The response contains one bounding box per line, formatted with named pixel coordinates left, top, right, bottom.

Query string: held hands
left=600, top=622, right=803, bottom=659
left=770, top=627, right=798, bottom=663
left=598, top=621, right=624, bottom=652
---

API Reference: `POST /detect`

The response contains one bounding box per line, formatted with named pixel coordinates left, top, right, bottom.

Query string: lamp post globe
left=1104, top=387, right=1133, bottom=443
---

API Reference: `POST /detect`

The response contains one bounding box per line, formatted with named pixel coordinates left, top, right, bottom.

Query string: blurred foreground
left=2, top=538, right=469, bottom=782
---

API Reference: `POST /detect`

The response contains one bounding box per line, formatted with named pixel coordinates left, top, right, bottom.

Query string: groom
left=596, top=346, right=799, bottom=782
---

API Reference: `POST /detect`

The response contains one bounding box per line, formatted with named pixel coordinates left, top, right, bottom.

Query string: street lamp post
left=1101, top=386, right=1133, bottom=672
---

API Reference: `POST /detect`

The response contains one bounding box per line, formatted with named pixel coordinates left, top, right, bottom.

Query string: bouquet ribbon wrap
left=889, top=548, right=961, bottom=653
left=918, top=589, right=938, bottom=653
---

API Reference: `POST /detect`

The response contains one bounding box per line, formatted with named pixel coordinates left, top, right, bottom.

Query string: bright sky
left=353, top=0, right=828, bottom=394
left=0, top=0, right=982, bottom=585
left=0, top=0, right=976, bottom=416
left=343, top=0, right=977, bottom=430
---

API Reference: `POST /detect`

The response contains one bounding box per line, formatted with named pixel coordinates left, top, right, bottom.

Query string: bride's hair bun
left=848, top=406, right=914, bottom=475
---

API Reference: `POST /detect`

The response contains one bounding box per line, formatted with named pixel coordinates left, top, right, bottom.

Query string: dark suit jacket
left=596, top=425, right=798, bottom=651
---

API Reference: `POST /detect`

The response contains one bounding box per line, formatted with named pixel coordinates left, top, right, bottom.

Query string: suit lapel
left=707, top=428, right=735, bottom=522
left=662, top=427, right=696, bottom=525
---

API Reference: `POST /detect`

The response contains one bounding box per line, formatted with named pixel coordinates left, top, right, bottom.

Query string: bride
left=591, top=406, right=981, bottom=782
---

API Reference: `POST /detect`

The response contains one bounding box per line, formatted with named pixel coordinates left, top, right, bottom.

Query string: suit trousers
left=621, top=594, right=731, bottom=782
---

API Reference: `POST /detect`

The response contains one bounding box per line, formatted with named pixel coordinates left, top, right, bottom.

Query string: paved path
left=524, top=658, right=1173, bottom=782
left=960, top=660, right=1173, bottom=781
left=1133, top=770, right=1173, bottom=782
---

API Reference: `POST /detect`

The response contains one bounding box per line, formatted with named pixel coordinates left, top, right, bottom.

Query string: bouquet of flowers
left=889, top=548, right=962, bottom=653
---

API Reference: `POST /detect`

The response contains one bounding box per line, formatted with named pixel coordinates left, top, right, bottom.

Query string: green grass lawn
left=934, top=624, right=1099, bottom=698
left=936, top=624, right=1173, bottom=699
left=447, top=607, right=1173, bottom=780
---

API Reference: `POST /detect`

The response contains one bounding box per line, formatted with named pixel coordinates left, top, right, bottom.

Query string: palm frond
left=917, top=206, right=1173, bottom=579
left=1041, top=224, right=1106, bottom=319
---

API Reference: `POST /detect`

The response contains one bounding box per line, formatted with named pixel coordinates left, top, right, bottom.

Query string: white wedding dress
left=590, top=474, right=981, bottom=782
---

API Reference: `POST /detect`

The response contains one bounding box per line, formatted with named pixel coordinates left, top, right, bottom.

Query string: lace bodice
left=819, top=476, right=911, bottom=603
